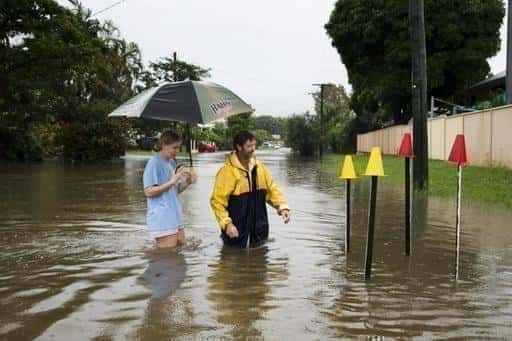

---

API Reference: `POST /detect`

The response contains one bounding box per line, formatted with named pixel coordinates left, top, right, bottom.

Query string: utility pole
left=409, top=0, right=429, bottom=190
left=313, top=83, right=328, bottom=159
left=173, top=52, right=177, bottom=81
left=507, top=0, right=512, bottom=104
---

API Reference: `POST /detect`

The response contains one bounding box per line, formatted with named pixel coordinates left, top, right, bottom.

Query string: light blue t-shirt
left=143, top=155, right=183, bottom=231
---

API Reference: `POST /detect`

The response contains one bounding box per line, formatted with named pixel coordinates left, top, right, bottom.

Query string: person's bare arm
left=144, top=168, right=184, bottom=197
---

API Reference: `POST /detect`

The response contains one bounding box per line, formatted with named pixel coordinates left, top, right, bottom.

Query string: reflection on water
left=1, top=150, right=512, bottom=339
left=136, top=250, right=188, bottom=339
left=142, top=250, right=186, bottom=300
left=207, top=245, right=288, bottom=339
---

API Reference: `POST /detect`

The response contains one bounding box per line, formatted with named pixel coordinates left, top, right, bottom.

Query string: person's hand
left=188, top=168, right=197, bottom=184
left=170, top=166, right=185, bottom=186
left=225, top=223, right=239, bottom=238
left=280, top=209, right=291, bottom=224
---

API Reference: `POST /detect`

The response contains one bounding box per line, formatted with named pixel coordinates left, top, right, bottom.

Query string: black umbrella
left=109, top=80, right=254, bottom=165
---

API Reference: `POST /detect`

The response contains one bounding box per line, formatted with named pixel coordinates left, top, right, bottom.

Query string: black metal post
left=405, top=157, right=411, bottom=255
left=345, top=179, right=351, bottom=253
left=364, top=176, right=378, bottom=280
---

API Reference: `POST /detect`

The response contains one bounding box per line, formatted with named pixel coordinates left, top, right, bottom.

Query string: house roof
left=468, top=70, right=505, bottom=91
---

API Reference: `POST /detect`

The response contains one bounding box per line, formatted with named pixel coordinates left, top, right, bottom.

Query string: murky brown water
left=1, top=150, right=511, bottom=340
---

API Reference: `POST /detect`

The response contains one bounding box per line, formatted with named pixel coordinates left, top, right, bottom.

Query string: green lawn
left=322, top=154, right=512, bottom=208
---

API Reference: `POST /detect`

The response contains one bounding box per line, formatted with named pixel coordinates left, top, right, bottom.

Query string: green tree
left=286, top=113, right=319, bottom=156
left=325, top=0, right=504, bottom=124
left=149, top=53, right=211, bottom=82
left=56, top=4, right=140, bottom=160
left=194, top=127, right=223, bottom=146
left=1, top=0, right=96, bottom=159
left=227, top=113, right=254, bottom=141
left=312, top=84, right=353, bottom=153
left=253, top=115, right=286, bottom=135
left=0, top=0, right=141, bottom=160
left=252, top=129, right=273, bottom=145
left=211, top=122, right=231, bottom=150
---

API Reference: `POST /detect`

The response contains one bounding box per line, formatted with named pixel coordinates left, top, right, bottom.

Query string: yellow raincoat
left=210, top=152, right=289, bottom=247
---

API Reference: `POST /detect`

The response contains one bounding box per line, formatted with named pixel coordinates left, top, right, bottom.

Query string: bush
left=0, top=126, right=43, bottom=161
left=286, top=113, right=319, bottom=156
left=61, top=119, right=127, bottom=161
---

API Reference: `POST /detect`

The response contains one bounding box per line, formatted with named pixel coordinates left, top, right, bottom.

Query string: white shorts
left=149, top=226, right=184, bottom=240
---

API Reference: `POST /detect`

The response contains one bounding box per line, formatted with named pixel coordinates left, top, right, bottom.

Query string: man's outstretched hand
left=225, top=211, right=289, bottom=238
left=226, top=223, right=239, bottom=238
left=281, top=209, right=291, bottom=224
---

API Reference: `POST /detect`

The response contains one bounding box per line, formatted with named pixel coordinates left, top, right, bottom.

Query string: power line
left=92, top=0, right=128, bottom=16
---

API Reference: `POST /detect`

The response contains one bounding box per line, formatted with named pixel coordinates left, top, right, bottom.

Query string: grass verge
left=322, top=153, right=512, bottom=208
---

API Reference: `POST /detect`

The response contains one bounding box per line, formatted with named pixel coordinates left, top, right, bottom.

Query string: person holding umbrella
left=143, top=131, right=197, bottom=249
left=210, top=130, right=291, bottom=248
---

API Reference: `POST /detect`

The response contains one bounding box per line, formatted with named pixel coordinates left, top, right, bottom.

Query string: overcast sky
left=57, top=0, right=508, bottom=116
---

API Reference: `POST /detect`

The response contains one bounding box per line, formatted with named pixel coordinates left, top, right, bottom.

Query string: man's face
left=236, top=139, right=257, bottom=159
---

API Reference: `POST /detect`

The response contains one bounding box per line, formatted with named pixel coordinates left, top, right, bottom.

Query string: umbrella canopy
left=108, top=80, right=254, bottom=123
left=109, top=80, right=253, bottom=167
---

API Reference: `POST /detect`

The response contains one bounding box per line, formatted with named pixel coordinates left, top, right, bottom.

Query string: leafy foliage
left=0, top=1, right=214, bottom=161
left=227, top=113, right=254, bottom=138
left=325, top=0, right=504, bottom=125
left=312, top=84, right=353, bottom=153
left=253, top=115, right=287, bottom=136
left=1, top=0, right=139, bottom=160
left=285, top=113, right=319, bottom=156
left=149, top=55, right=211, bottom=83
left=286, top=84, right=353, bottom=156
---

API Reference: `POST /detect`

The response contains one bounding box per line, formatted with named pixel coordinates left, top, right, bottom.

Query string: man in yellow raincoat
left=210, top=130, right=291, bottom=247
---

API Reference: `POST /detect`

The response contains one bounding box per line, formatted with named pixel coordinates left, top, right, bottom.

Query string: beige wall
left=492, top=108, right=512, bottom=167
left=356, top=105, right=512, bottom=168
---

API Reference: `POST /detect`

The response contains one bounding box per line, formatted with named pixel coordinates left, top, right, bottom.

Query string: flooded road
left=1, top=150, right=511, bottom=339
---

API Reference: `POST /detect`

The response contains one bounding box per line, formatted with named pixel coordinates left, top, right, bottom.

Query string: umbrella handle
left=186, top=123, right=193, bottom=167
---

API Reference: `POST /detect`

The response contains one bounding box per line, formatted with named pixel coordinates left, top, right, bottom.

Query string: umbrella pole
left=186, top=123, right=193, bottom=167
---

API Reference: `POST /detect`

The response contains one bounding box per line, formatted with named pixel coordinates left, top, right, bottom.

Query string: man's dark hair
left=233, top=130, right=255, bottom=150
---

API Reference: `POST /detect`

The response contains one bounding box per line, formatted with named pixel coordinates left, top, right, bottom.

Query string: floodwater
left=1, top=150, right=511, bottom=340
